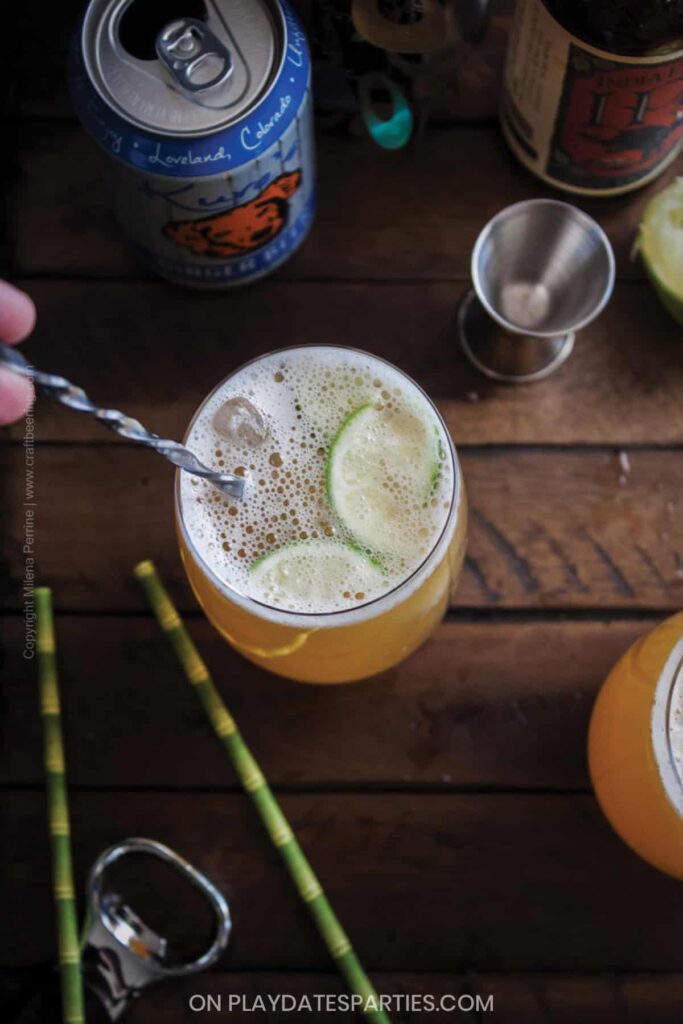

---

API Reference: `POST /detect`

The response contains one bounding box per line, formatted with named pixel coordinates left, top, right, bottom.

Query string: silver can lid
left=82, top=0, right=281, bottom=137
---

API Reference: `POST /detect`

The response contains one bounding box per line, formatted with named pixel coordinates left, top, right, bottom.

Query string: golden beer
left=588, top=612, right=683, bottom=879
left=176, top=346, right=467, bottom=683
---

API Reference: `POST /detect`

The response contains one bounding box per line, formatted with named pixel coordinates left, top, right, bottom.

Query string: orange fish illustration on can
left=163, top=171, right=302, bottom=258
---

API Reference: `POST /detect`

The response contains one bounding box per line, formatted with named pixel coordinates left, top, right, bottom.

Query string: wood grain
left=6, top=969, right=683, bottom=1023
left=4, top=280, right=683, bottom=447
left=5, top=1, right=683, bottom=1010
left=9, top=125, right=682, bottom=281
left=4, top=790, right=683, bottom=971
left=1, top=444, right=680, bottom=611
left=125, top=973, right=683, bottom=1024
left=4, top=1, right=80, bottom=119
left=0, top=616, right=651, bottom=790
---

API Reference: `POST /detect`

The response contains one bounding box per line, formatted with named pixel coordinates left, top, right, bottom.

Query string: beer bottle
left=502, top=0, right=683, bottom=195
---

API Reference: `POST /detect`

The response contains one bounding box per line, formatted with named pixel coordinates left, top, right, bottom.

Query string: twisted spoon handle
left=0, top=341, right=244, bottom=499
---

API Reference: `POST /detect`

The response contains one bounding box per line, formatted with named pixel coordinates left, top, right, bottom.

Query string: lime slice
left=640, top=177, right=683, bottom=326
left=250, top=540, right=383, bottom=609
left=326, top=402, right=441, bottom=555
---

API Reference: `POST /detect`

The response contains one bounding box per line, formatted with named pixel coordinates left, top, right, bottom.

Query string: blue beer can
left=70, top=0, right=315, bottom=287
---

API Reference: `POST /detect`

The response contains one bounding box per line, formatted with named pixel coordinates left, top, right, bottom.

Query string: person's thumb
left=0, top=367, right=34, bottom=425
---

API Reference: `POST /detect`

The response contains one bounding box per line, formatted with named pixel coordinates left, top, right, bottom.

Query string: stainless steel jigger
left=81, top=838, right=231, bottom=1020
left=0, top=341, right=244, bottom=498
left=458, top=199, right=615, bottom=383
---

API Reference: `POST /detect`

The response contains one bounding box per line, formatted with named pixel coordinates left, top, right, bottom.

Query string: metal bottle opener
left=81, top=838, right=231, bottom=1020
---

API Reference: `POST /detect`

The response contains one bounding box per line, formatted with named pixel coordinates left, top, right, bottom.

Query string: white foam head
left=177, top=346, right=461, bottom=626
left=652, top=635, right=683, bottom=817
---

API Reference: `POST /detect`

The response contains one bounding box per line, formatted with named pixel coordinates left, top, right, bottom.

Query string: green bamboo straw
left=35, top=588, right=86, bottom=1024
left=134, top=560, right=392, bottom=1024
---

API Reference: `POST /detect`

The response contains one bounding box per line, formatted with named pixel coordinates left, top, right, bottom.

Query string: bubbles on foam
left=650, top=632, right=683, bottom=817
left=668, top=658, right=683, bottom=786
left=180, top=348, right=454, bottom=614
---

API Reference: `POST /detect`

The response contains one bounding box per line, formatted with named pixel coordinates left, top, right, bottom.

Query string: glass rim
left=664, top=652, right=683, bottom=796
left=175, top=343, right=462, bottom=624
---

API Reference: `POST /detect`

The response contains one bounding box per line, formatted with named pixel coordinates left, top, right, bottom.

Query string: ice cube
left=213, top=397, right=268, bottom=447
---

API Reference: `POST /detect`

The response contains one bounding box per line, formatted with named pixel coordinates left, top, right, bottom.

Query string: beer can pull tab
left=157, top=18, right=233, bottom=94
left=81, top=838, right=231, bottom=1021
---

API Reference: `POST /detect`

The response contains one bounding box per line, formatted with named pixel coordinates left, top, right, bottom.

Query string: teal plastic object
left=357, top=72, right=413, bottom=150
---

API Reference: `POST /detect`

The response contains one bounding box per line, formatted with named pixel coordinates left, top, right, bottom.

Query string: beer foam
left=179, top=347, right=456, bottom=617
left=666, top=653, right=683, bottom=787
left=652, top=634, right=683, bottom=816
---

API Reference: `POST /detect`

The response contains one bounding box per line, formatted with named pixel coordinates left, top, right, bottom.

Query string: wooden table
left=2, top=4, right=683, bottom=1021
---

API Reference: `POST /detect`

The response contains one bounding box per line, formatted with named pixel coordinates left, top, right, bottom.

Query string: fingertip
left=0, top=368, right=34, bottom=425
left=0, top=280, right=37, bottom=344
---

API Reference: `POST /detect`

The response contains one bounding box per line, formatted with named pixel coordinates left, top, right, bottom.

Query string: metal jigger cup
left=458, top=199, right=616, bottom=383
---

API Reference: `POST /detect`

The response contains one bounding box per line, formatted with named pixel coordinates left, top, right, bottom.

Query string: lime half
left=250, top=540, right=383, bottom=610
left=640, top=177, right=683, bottom=326
left=326, top=402, right=441, bottom=556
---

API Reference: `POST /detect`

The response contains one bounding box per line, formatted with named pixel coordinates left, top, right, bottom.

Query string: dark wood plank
left=4, top=791, right=683, bottom=971
left=2, top=444, right=681, bottom=611
left=122, top=973, right=683, bottom=1024
left=4, top=969, right=481, bottom=1023
left=4, top=1, right=80, bottom=119
left=471, top=974, right=683, bottom=1024
left=8, top=969, right=682, bottom=1024
left=5, top=280, right=683, bottom=446
left=0, top=616, right=650, bottom=789
left=10, top=125, right=682, bottom=280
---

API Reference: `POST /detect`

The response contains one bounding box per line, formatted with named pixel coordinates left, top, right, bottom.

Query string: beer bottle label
left=502, top=0, right=683, bottom=195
